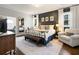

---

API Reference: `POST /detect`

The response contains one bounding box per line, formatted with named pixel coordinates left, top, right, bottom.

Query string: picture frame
left=45, top=17, right=49, bottom=21
left=41, top=17, right=44, bottom=22
left=50, top=16, right=54, bottom=21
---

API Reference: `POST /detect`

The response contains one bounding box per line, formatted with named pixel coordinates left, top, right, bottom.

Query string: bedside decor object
left=45, top=17, right=49, bottom=21
left=41, top=17, right=44, bottom=22
left=50, top=16, right=54, bottom=21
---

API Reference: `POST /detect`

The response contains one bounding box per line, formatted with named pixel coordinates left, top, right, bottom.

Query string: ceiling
left=0, top=4, right=75, bottom=15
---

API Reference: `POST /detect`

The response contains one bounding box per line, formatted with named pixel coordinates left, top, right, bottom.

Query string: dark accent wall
left=39, top=10, right=58, bottom=25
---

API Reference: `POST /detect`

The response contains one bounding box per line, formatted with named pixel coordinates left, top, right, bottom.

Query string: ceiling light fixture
left=32, top=4, right=41, bottom=8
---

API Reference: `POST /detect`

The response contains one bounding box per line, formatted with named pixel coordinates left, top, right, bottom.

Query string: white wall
left=0, top=6, right=33, bottom=32
left=24, top=15, right=33, bottom=30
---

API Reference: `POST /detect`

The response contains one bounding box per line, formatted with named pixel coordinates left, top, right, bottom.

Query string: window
left=7, top=17, right=15, bottom=30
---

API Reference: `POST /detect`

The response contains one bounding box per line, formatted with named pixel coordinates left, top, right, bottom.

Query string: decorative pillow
left=65, top=32, right=74, bottom=36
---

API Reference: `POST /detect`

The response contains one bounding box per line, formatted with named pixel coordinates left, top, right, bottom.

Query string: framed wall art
left=41, top=17, right=44, bottom=22
left=50, top=16, right=54, bottom=21
left=45, top=17, right=49, bottom=21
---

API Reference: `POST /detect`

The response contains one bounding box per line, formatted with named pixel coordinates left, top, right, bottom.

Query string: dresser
left=0, top=31, right=15, bottom=55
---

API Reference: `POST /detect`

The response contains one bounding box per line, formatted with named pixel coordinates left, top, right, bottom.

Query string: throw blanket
left=43, top=29, right=55, bottom=45
left=45, top=29, right=55, bottom=41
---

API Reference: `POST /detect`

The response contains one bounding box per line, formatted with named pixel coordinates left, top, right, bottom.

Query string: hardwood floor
left=53, top=39, right=79, bottom=55
left=15, top=39, right=79, bottom=55
left=59, top=43, right=79, bottom=55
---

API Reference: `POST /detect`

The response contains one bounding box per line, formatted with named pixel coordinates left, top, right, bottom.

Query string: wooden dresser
left=0, top=31, right=15, bottom=55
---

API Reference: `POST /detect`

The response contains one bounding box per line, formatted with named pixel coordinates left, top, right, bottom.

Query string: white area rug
left=16, top=36, right=63, bottom=55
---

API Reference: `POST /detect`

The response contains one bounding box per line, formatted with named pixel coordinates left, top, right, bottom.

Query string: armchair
left=58, top=29, right=79, bottom=47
